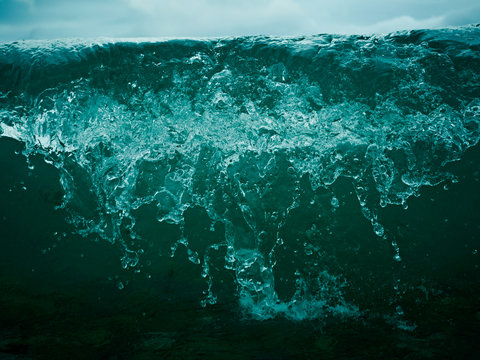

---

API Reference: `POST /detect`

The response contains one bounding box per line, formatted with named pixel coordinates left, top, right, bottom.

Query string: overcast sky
left=0, top=0, right=479, bottom=41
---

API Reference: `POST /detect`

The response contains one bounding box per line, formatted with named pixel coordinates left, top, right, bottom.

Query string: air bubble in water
left=187, top=249, right=201, bottom=265
left=330, top=196, right=339, bottom=209
left=373, top=222, right=384, bottom=237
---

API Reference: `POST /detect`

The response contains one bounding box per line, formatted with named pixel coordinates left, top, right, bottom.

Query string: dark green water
left=1, top=26, right=480, bottom=359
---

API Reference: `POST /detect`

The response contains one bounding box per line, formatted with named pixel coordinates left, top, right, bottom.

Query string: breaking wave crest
left=1, top=25, right=480, bottom=320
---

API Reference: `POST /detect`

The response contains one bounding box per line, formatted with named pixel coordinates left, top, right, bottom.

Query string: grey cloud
left=0, top=0, right=479, bottom=41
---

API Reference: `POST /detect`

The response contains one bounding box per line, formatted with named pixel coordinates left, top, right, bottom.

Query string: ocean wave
left=1, top=25, right=479, bottom=320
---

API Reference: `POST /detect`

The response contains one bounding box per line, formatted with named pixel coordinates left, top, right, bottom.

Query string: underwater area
left=1, top=25, right=480, bottom=359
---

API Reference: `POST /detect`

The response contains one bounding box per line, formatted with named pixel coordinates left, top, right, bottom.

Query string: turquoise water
left=1, top=26, right=480, bottom=358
